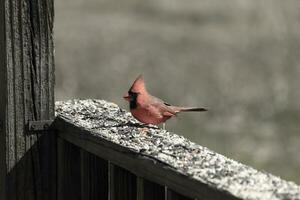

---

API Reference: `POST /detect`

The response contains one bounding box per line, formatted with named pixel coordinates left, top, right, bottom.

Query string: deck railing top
left=55, top=99, right=300, bottom=200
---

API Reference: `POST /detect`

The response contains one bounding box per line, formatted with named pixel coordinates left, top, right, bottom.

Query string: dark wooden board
left=143, top=179, right=165, bottom=200
left=57, top=138, right=81, bottom=200
left=167, top=189, right=193, bottom=200
left=0, top=0, right=55, bottom=198
left=81, top=149, right=108, bottom=200
left=109, top=164, right=137, bottom=200
left=0, top=0, right=6, bottom=199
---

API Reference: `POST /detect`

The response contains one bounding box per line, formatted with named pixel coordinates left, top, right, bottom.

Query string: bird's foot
left=139, top=127, right=150, bottom=136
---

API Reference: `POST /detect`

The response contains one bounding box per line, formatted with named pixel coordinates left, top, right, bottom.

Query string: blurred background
left=54, top=0, right=300, bottom=183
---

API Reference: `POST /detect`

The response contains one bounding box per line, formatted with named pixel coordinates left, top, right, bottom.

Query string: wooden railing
left=2, top=0, right=300, bottom=199
left=53, top=99, right=300, bottom=200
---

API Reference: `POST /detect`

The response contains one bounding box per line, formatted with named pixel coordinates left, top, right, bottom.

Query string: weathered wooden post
left=0, top=0, right=55, bottom=199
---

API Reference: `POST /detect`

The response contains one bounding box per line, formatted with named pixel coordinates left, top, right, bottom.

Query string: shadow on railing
left=54, top=99, right=300, bottom=200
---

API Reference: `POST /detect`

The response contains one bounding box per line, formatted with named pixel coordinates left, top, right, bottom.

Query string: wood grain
left=167, top=189, right=193, bottom=200
left=0, top=0, right=55, bottom=199
left=57, top=138, right=81, bottom=200
left=143, top=179, right=165, bottom=200
left=80, top=149, right=108, bottom=200
left=0, top=1, right=6, bottom=199
left=111, top=165, right=137, bottom=200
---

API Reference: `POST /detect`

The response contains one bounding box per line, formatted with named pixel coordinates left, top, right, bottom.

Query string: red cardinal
left=123, top=75, right=207, bottom=125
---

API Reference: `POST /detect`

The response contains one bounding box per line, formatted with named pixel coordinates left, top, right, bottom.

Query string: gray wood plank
left=0, top=0, right=55, bottom=199
left=111, top=165, right=137, bottom=200
left=136, top=177, right=144, bottom=200
left=108, top=162, right=115, bottom=200
left=167, top=189, right=193, bottom=200
left=143, top=179, right=165, bottom=200
left=81, top=149, right=108, bottom=200
left=109, top=163, right=138, bottom=200
left=57, top=138, right=81, bottom=200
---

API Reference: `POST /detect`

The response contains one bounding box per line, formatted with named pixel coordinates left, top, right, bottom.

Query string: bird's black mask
left=128, top=91, right=138, bottom=109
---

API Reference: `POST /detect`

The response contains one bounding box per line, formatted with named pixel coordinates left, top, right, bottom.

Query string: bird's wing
left=151, top=104, right=176, bottom=117
left=149, top=103, right=177, bottom=117
left=150, top=95, right=172, bottom=107
left=148, top=95, right=178, bottom=117
left=162, top=110, right=175, bottom=117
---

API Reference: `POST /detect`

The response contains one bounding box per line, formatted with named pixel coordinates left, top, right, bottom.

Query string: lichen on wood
left=55, top=99, right=300, bottom=200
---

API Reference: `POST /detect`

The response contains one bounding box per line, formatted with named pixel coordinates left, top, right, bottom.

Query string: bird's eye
left=128, top=90, right=139, bottom=96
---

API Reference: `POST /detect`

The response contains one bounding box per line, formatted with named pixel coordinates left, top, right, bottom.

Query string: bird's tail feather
left=180, top=107, right=207, bottom=112
left=171, top=106, right=208, bottom=112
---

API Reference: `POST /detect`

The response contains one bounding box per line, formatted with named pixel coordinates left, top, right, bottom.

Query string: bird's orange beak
left=123, top=94, right=131, bottom=101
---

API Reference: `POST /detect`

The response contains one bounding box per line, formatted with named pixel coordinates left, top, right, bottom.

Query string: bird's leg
left=162, top=123, right=166, bottom=130
left=139, top=127, right=150, bottom=135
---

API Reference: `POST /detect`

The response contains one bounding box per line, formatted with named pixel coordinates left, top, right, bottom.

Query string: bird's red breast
left=130, top=106, right=172, bottom=125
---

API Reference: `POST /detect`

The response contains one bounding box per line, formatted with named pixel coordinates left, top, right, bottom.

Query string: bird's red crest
left=129, top=75, right=147, bottom=93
